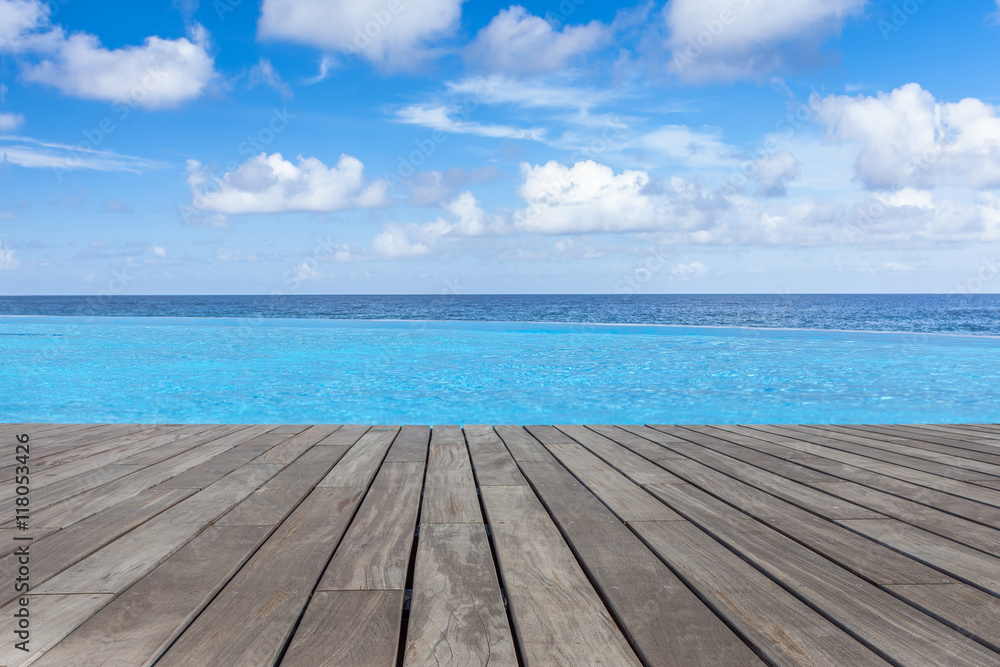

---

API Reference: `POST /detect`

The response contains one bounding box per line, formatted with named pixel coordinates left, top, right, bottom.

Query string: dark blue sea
left=1, top=294, right=999, bottom=336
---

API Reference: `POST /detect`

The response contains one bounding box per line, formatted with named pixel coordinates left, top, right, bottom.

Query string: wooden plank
left=32, top=463, right=281, bottom=595
left=756, top=424, right=1000, bottom=485
left=836, top=519, right=1000, bottom=595
left=783, top=425, right=1000, bottom=481
left=540, top=439, right=684, bottom=522
left=556, top=425, right=681, bottom=484
left=153, top=437, right=285, bottom=489
left=734, top=425, right=1000, bottom=510
left=646, top=482, right=1000, bottom=666
left=384, top=424, right=431, bottom=462
left=249, top=424, right=342, bottom=465
left=403, top=523, right=518, bottom=667
left=520, top=460, right=763, bottom=667
left=318, top=426, right=399, bottom=487
left=642, top=469, right=951, bottom=586
left=214, top=486, right=314, bottom=526
left=883, top=583, right=1000, bottom=652
left=831, top=425, right=1000, bottom=463
left=255, top=444, right=352, bottom=489
left=0, top=594, right=113, bottom=667
left=632, top=521, right=889, bottom=667
left=587, top=424, right=692, bottom=462
left=479, top=485, right=642, bottom=666
left=494, top=425, right=555, bottom=462
left=270, top=424, right=311, bottom=435
left=420, top=426, right=481, bottom=524
left=704, top=425, right=1000, bottom=526
left=285, top=590, right=404, bottom=667
left=642, top=426, right=884, bottom=520
left=318, top=462, right=425, bottom=590
left=0, top=488, right=196, bottom=590
left=465, top=425, right=526, bottom=486
left=316, top=424, right=370, bottom=446
left=20, top=425, right=278, bottom=528
left=31, top=525, right=271, bottom=667
left=154, top=486, right=368, bottom=666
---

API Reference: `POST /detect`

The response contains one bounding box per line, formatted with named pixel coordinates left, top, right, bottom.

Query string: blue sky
left=1, top=0, right=1000, bottom=295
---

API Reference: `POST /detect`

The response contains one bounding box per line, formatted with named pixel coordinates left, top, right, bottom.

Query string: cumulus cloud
left=187, top=152, right=389, bottom=214
left=395, top=104, right=545, bottom=140
left=666, top=0, right=866, bottom=82
left=467, top=6, right=608, bottom=75
left=371, top=191, right=507, bottom=258
left=0, top=112, right=23, bottom=130
left=813, top=83, right=1000, bottom=190
left=258, top=0, right=463, bottom=71
left=750, top=150, right=800, bottom=196
left=511, top=160, right=727, bottom=235
left=1, top=0, right=216, bottom=108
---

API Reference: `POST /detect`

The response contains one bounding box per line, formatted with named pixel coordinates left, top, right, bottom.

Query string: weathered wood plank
left=883, top=583, right=1000, bottom=652
left=318, top=462, right=425, bottom=590
left=647, top=482, right=1000, bottom=666
left=285, top=590, right=404, bottom=667
left=494, top=425, right=555, bottom=462
left=31, top=525, right=271, bottom=667
left=404, top=523, right=517, bottom=667
left=0, top=594, right=113, bottom=667
left=633, top=520, right=889, bottom=667
left=384, top=424, right=431, bottom=462
left=465, top=425, right=526, bottom=486
left=520, top=460, right=762, bottom=667
left=318, top=426, right=399, bottom=487
left=480, top=485, right=641, bottom=666
left=421, top=426, right=481, bottom=524
left=155, top=486, right=367, bottom=666
left=33, top=463, right=281, bottom=595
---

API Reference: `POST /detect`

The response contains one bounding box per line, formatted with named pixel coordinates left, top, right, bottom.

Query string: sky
left=1, top=0, right=1000, bottom=295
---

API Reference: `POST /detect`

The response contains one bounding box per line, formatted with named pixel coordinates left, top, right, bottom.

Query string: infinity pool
left=1, top=316, right=998, bottom=424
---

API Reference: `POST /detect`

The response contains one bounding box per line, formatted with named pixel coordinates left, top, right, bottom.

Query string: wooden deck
left=3, top=423, right=1000, bottom=666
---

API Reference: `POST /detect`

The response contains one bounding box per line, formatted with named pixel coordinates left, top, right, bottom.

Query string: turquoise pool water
left=1, top=315, right=998, bottom=424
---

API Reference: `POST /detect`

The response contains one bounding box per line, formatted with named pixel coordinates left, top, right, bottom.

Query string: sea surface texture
left=1, top=294, right=998, bottom=424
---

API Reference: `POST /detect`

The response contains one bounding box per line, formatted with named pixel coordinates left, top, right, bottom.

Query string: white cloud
left=370, top=191, right=507, bottom=258
left=640, top=125, right=742, bottom=168
left=813, top=83, right=1000, bottom=190
left=258, top=0, right=464, bottom=71
left=446, top=76, right=615, bottom=110
left=152, top=246, right=167, bottom=257
left=467, top=6, right=608, bottom=75
left=187, top=152, right=389, bottom=214
left=0, top=135, right=164, bottom=172
left=750, top=150, right=800, bottom=196
left=247, top=58, right=292, bottom=98
left=666, top=0, right=866, bottom=82
left=514, top=160, right=657, bottom=234
left=0, top=238, right=18, bottom=269
left=0, top=0, right=47, bottom=48
left=672, top=261, right=708, bottom=277
left=0, top=112, right=24, bottom=130
left=2, top=1, right=216, bottom=108
left=395, top=104, right=545, bottom=140
left=293, top=260, right=322, bottom=281
left=372, top=225, right=431, bottom=258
